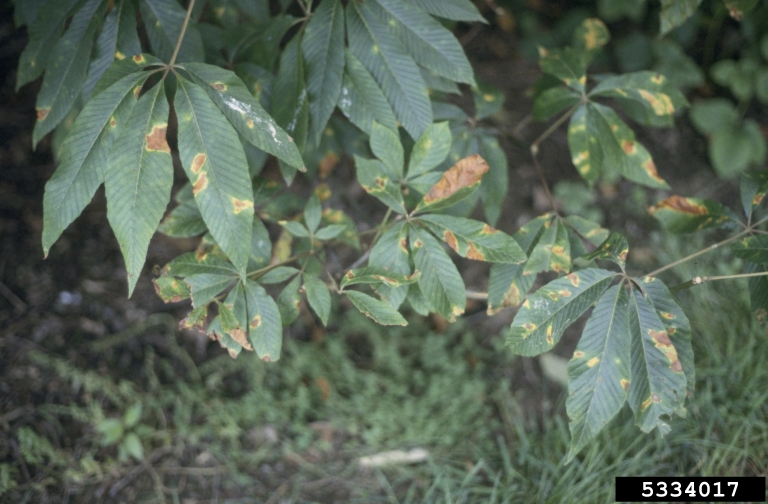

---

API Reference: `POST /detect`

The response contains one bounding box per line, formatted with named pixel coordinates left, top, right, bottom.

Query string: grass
left=3, top=234, right=768, bottom=502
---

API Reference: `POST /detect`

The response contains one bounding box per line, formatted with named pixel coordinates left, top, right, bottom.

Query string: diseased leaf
left=181, top=62, right=304, bottom=171
left=180, top=305, right=208, bottom=331
left=277, top=275, right=302, bottom=326
left=566, top=284, right=630, bottom=461
left=410, top=227, right=466, bottom=322
left=724, top=0, right=758, bottom=20
left=340, top=266, right=420, bottom=289
left=572, top=18, right=610, bottom=54
left=745, top=262, right=768, bottom=324
left=164, top=251, right=238, bottom=277
left=153, top=275, right=191, bottom=303
left=732, top=235, right=768, bottom=264
left=244, top=279, right=283, bottom=361
left=370, top=121, right=404, bottom=179
left=346, top=1, right=432, bottom=139
left=175, top=75, right=254, bottom=278
left=740, top=170, right=768, bottom=218
left=564, top=215, right=610, bottom=246
left=472, top=80, right=505, bottom=120
left=507, top=268, right=617, bottom=356
left=139, top=0, right=204, bottom=63
left=158, top=199, right=206, bottom=237
left=302, top=0, right=345, bottom=144
left=648, top=195, right=736, bottom=234
left=533, top=87, right=580, bottom=122
left=368, top=0, right=475, bottom=85
left=524, top=217, right=571, bottom=275
left=92, top=53, right=163, bottom=98
left=345, top=290, right=407, bottom=326
left=414, top=154, right=489, bottom=214
left=368, top=221, right=411, bottom=308
left=303, top=274, right=331, bottom=326
left=581, top=232, right=629, bottom=269
left=105, top=82, right=173, bottom=296
left=218, top=299, right=251, bottom=350
left=207, top=315, right=243, bottom=358
left=538, top=46, right=586, bottom=93
left=407, top=122, right=451, bottom=179
left=355, top=155, right=406, bottom=213
left=416, top=214, right=526, bottom=264
left=627, top=288, right=687, bottom=434
left=409, top=0, right=487, bottom=23
left=659, top=0, right=702, bottom=35
left=32, top=0, right=107, bottom=147
left=185, top=273, right=236, bottom=308
left=477, top=133, right=508, bottom=227
left=272, top=35, right=309, bottom=166
left=338, top=50, right=398, bottom=134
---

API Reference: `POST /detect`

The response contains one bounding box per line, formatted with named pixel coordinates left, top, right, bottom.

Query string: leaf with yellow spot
left=659, top=0, right=702, bottom=35
left=163, top=251, right=239, bottom=278
left=590, top=71, right=687, bottom=127
left=581, top=232, right=629, bottom=269
left=567, top=104, right=602, bottom=185
left=732, top=235, right=768, bottom=264
left=414, top=154, right=489, bottom=214
left=152, top=275, right=191, bottom=304
left=407, top=122, right=452, bottom=178
left=368, top=221, right=412, bottom=309
left=411, top=227, right=466, bottom=322
left=184, top=274, right=237, bottom=308
left=345, top=290, right=407, bottom=326
left=538, top=46, right=587, bottom=93
left=244, top=279, right=283, bottom=361
left=572, top=18, right=610, bottom=56
left=340, top=267, right=420, bottom=290
left=566, top=284, right=631, bottom=462
left=648, top=195, right=737, bottom=234
left=217, top=299, right=252, bottom=351
left=507, top=268, right=616, bottom=356
left=206, top=316, right=242, bottom=359
left=472, top=79, right=504, bottom=120
left=739, top=170, right=768, bottom=219
left=180, top=305, right=208, bottom=331
left=355, top=155, right=406, bottom=214
left=524, top=217, right=571, bottom=276
left=277, top=276, right=302, bottom=326
left=303, top=274, right=331, bottom=327
left=627, top=287, right=687, bottom=435
left=416, top=214, right=526, bottom=264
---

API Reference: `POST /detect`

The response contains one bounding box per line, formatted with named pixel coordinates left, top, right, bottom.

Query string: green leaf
left=421, top=67, right=461, bottom=95
left=414, top=154, right=489, bottom=214
left=532, top=87, right=580, bottom=122
left=217, top=299, right=248, bottom=348
left=346, top=1, right=432, bottom=139
left=507, top=268, right=616, bottom=356
left=627, top=288, right=687, bottom=434
left=83, top=0, right=141, bottom=99
left=368, top=221, right=411, bottom=308
left=566, top=284, right=630, bottom=461
left=42, top=68, right=150, bottom=256
left=92, top=54, right=163, bottom=98
left=708, top=119, right=766, bottom=177
left=244, top=279, right=283, bottom=361
left=340, top=266, right=420, bottom=289
left=368, top=0, right=475, bottom=86
left=581, top=232, right=629, bottom=269
left=648, top=195, right=736, bottom=234
left=16, top=0, right=82, bottom=91
left=355, top=155, right=406, bottom=213
left=745, top=262, right=768, bottom=324
left=689, top=99, right=737, bottom=135
left=248, top=218, right=271, bottom=272
left=567, top=104, right=602, bottom=185
left=97, top=418, right=124, bottom=446
left=338, top=50, right=398, bottom=134
left=407, top=122, right=451, bottom=178
left=370, top=121, right=404, bottom=179
left=472, top=80, right=505, bottom=120
left=411, top=227, right=465, bottom=321
left=158, top=199, right=206, bottom=237
left=175, top=75, right=254, bottom=278
left=272, top=35, right=309, bottom=160
left=122, top=403, right=142, bottom=428
left=315, top=224, right=346, bottom=240
left=121, top=433, right=144, bottom=461
left=302, top=0, right=345, bottom=144
left=105, top=82, right=173, bottom=296
left=487, top=214, right=550, bottom=314
left=732, top=235, right=768, bottom=263
left=277, top=275, right=302, bottom=326
left=303, top=274, right=331, bottom=326
left=139, top=0, right=204, bottom=63
left=345, top=290, right=407, bottom=326
left=185, top=274, right=235, bottom=308
left=477, top=132, right=508, bottom=227
left=659, top=0, right=702, bottom=35
left=152, top=275, right=191, bottom=303
left=409, top=0, right=487, bottom=23
left=164, top=251, right=238, bottom=277
left=572, top=18, right=610, bottom=54
left=416, top=214, right=526, bottom=264
left=32, top=0, right=107, bottom=147
left=538, top=47, right=586, bottom=93
left=740, top=170, right=768, bottom=218
left=301, top=194, right=321, bottom=235
left=279, top=220, right=310, bottom=238
left=181, top=62, right=304, bottom=171
left=524, top=217, right=571, bottom=276
left=258, top=266, right=300, bottom=285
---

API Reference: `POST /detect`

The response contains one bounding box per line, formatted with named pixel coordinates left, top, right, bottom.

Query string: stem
left=166, top=0, right=196, bottom=71
left=670, top=270, right=768, bottom=293
left=466, top=290, right=489, bottom=301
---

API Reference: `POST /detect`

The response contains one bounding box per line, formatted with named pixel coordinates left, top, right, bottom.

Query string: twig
left=671, top=271, right=768, bottom=293
left=466, top=290, right=489, bottom=301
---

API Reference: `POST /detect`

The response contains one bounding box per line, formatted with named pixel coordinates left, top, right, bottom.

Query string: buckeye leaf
left=345, top=290, right=407, bottom=326
left=538, top=47, right=586, bottom=93
left=105, top=82, right=173, bottom=296
left=581, top=232, right=629, bottom=269
left=627, top=288, right=687, bottom=434
left=175, top=76, right=255, bottom=278
left=740, top=170, right=768, bottom=218
left=355, top=155, right=406, bottom=213
left=567, top=104, right=602, bottom=184
left=590, top=71, right=687, bottom=127
left=277, top=275, right=302, bottom=326
left=303, top=274, right=331, bottom=327
left=139, top=0, right=204, bottom=63
left=346, top=1, right=432, bottom=139
left=732, top=235, right=768, bottom=264
left=181, top=62, right=304, bottom=171
left=272, top=35, right=309, bottom=162
left=302, top=0, right=345, bottom=144
left=158, top=199, right=206, bottom=237
left=566, top=284, right=630, bottom=461
left=523, top=217, right=571, bottom=276
left=368, top=221, right=411, bottom=308
left=409, top=0, right=487, bottom=23
left=533, top=87, right=580, bottom=122
left=477, top=132, right=508, bottom=227
left=648, top=195, right=736, bottom=234
left=413, top=154, right=489, bottom=214
left=411, top=227, right=466, bottom=321
left=370, top=121, right=404, bottom=179
left=153, top=275, right=191, bottom=303
left=338, top=50, right=398, bottom=134
left=564, top=215, right=610, bottom=246
left=42, top=68, right=151, bottom=256
left=340, top=266, right=420, bottom=289
left=217, top=297, right=250, bottom=351
left=244, top=279, right=283, bottom=361
left=180, top=305, right=208, bottom=331
left=507, top=268, right=617, bottom=356
left=185, top=273, right=237, bottom=308
left=32, top=0, right=106, bottom=147
left=367, top=0, right=475, bottom=86
left=572, top=18, right=610, bottom=54
left=659, top=0, right=702, bottom=35
left=258, top=266, right=300, bottom=285
left=407, top=122, right=452, bottom=179
left=164, top=252, right=238, bottom=277
left=416, top=214, right=526, bottom=263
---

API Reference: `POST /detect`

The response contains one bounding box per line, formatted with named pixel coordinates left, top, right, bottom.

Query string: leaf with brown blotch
left=414, top=154, right=489, bottom=214
left=648, top=195, right=736, bottom=234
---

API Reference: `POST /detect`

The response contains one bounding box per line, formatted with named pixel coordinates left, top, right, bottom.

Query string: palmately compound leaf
left=303, top=274, right=331, bottom=327
left=410, top=227, right=466, bottom=322
left=346, top=0, right=432, bottom=139
left=416, top=214, right=526, bottom=264
left=659, top=0, right=702, bottom=35
left=32, top=0, right=107, bottom=147
left=627, top=287, right=687, bottom=434
left=636, top=276, right=695, bottom=398
left=409, top=0, right=487, bottom=23
left=181, top=62, right=304, bottom=171
left=175, top=75, right=255, bottom=278
left=139, top=0, right=204, bottom=63
left=370, top=121, right=404, bottom=179
left=338, top=50, right=398, bottom=134
left=302, top=0, right=345, bottom=144
left=732, top=235, right=768, bottom=264
left=581, top=232, right=629, bottom=270
left=105, top=81, right=173, bottom=296
left=354, top=155, right=406, bottom=214
left=414, top=154, right=489, bottom=214
left=740, top=170, right=768, bottom=218
left=538, top=46, right=587, bottom=93
left=648, top=195, right=736, bottom=234
left=368, top=221, right=412, bottom=309
left=566, top=284, right=630, bottom=461
left=407, top=122, right=452, bottom=179
left=367, top=0, right=475, bottom=86
left=42, top=65, right=152, bottom=256
left=345, top=290, right=407, bottom=326
left=244, top=279, right=283, bottom=361
left=507, top=268, right=617, bottom=356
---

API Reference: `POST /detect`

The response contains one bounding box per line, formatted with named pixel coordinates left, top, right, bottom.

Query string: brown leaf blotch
left=481, top=224, right=498, bottom=234
left=423, top=154, right=489, bottom=204
left=651, top=74, right=664, bottom=84
left=133, top=85, right=141, bottom=100
left=399, top=238, right=408, bottom=253
left=132, top=54, right=145, bottom=64
left=232, top=197, right=253, bottom=214
left=246, top=118, right=254, bottom=128
left=466, top=242, right=485, bottom=261
left=443, top=231, right=459, bottom=252
left=146, top=125, right=170, bottom=153
left=641, top=396, right=653, bottom=410
left=621, top=140, right=636, bottom=155
left=250, top=315, right=262, bottom=329
left=502, top=283, right=522, bottom=307
left=229, top=328, right=253, bottom=350
left=211, top=82, right=226, bottom=91
left=671, top=360, right=682, bottom=372
left=109, top=117, right=117, bottom=128
left=566, top=273, right=580, bottom=287
left=649, top=329, right=672, bottom=346
left=262, top=355, right=272, bottom=362
left=193, top=172, right=208, bottom=196
left=191, top=153, right=206, bottom=174
left=36, top=108, right=49, bottom=121
left=652, top=393, right=660, bottom=403
left=650, top=195, right=707, bottom=216
left=620, top=379, right=630, bottom=391
left=642, top=159, right=664, bottom=182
